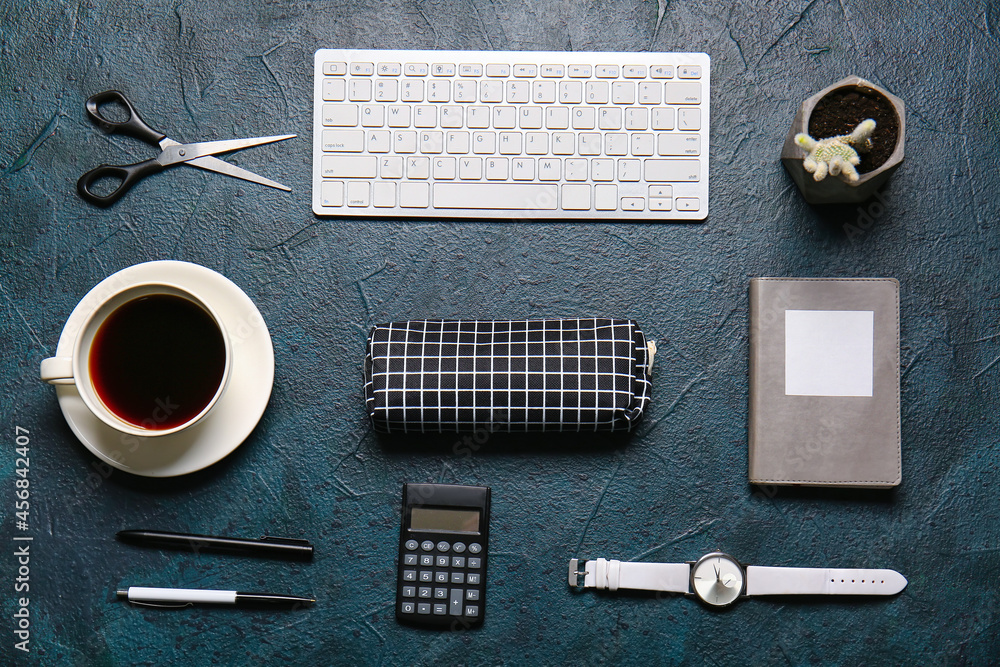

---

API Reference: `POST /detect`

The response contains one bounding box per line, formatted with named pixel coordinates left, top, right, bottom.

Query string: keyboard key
left=624, top=65, right=647, bottom=78
left=418, top=587, right=432, bottom=598
left=649, top=197, right=672, bottom=211
left=595, top=184, right=618, bottom=210
left=400, top=182, right=429, bottom=207
left=322, top=78, right=346, bottom=101
left=434, top=571, right=449, bottom=583
left=433, top=604, right=447, bottom=615
left=513, top=64, right=537, bottom=77
left=622, top=197, right=645, bottom=211
left=506, top=80, right=530, bottom=103
left=678, top=65, right=702, bottom=79
left=434, top=587, right=448, bottom=599
left=540, top=64, right=564, bottom=77
left=612, top=82, right=635, bottom=104
left=349, top=79, right=372, bottom=101
left=559, top=81, right=583, bottom=103
left=350, top=62, right=374, bottom=75
left=322, top=104, right=358, bottom=127
left=638, top=82, right=661, bottom=105
left=402, top=570, right=417, bottom=582
left=400, top=602, right=415, bottom=614
left=466, top=589, right=480, bottom=601
left=322, top=156, right=377, bottom=178
left=418, top=569, right=433, bottom=582
left=486, top=64, right=510, bottom=77
left=417, top=603, right=431, bottom=615
left=664, top=82, right=701, bottom=104
left=652, top=107, right=675, bottom=130
left=402, top=586, right=416, bottom=597
left=320, top=181, right=343, bottom=206
left=562, top=184, right=591, bottom=209
left=545, top=107, right=569, bottom=130
left=568, top=64, right=591, bottom=77
left=405, top=63, right=428, bottom=76
left=434, top=183, right=558, bottom=209
left=436, top=555, right=450, bottom=567
left=451, top=572, right=466, bottom=584
left=373, top=182, right=395, bottom=207
left=323, top=61, right=347, bottom=75
left=381, top=156, right=403, bottom=178
left=644, top=159, right=701, bottom=182
left=586, top=81, right=609, bottom=104
left=678, top=108, right=701, bottom=130
left=650, top=65, right=674, bottom=78
left=459, top=63, right=483, bottom=76
left=676, top=197, right=700, bottom=211
left=467, top=557, right=482, bottom=569
left=657, top=134, right=701, bottom=156
left=533, top=80, right=557, bottom=103
left=596, top=65, right=619, bottom=78
left=432, top=63, right=456, bottom=76
left=374, top=79, right=397, bottom=102
left=400, top=79, right=423, bottom=102
left=449, top=589, right=463, bottom=614
left=323, top=130, right=364, bottom=152
left=451, top=556, right=467, bottom=568
left=465, top=605, right=479, bottom=617
left=466, top=573, right=481, bottom=585
left=377, top=62, right=401, bottom=76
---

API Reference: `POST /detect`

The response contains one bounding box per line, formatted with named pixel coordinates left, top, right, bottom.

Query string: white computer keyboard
left=312, top=49, right=709, bottom=221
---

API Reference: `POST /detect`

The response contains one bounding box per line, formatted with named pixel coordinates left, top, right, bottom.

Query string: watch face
left=691, top=553, right=744, bottom=607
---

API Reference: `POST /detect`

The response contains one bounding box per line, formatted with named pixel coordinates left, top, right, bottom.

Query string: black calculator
left=395, top=483, right=491, bottom=629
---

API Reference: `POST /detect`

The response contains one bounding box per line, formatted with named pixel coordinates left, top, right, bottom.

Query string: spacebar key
left=434, top=183, right=559, bottom=210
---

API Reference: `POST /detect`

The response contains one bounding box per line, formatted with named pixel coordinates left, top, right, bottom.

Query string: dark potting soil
left=808, top=86, right=899, bottom=174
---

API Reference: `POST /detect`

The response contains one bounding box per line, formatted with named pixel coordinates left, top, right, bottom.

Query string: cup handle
left=40, top=357, right=75, bottom=385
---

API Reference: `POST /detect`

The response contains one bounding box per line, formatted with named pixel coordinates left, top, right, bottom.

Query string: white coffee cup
left=40, top=282, right=232, bottom=437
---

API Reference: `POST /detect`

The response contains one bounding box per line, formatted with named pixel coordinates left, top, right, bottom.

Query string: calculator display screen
left=410, top=507, right=480, bottom=534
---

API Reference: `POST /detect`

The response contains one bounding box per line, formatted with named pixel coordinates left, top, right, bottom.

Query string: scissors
left=78, top=90, right=296, bottom=207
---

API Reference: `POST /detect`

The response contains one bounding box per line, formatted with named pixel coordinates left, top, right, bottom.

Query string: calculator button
left=433, top=604, right=447, bottom=615
left=405, top=539, right=418, bottom=551
left=451, top=556, right=466, bottom=568
left=467, top=573, right=481, bottom=585
left=403, top=554, right=418, bottom=566
left=418, top=587, right=432, bottom=598
left=417, top=603, right=431, bottom=615
left=421, top=540, right=435, bottom=551
left=468, top=543, right=482, bottom=554
left=400, top=602, right=415, bottom=614
left=466, top=589, right=479, bottom=601
left=402, top=586, right=416, bottom=598
left=465, top=605, right=479, bottom=617
left=420, top=555, right=434, bottom=566
left=449, top=589, right=463, bottom=614
left=437, top=541, right=451, bottom=552
left=435, top=571, right=449, bottom=583
left=451, top=572, right=465, bottom=584
left=468, top=557, right=481, bottom=569
left=419, top=571, right=433, bottom=582
left=434, top=587, right=448, bottom=599
left=436, top=556, right=450, bottom=567
left=452, top=542, right=466, bottom=553
left=403, top=570, right=417, bottom=582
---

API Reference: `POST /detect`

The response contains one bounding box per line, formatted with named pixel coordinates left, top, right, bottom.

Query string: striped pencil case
left=364, top=318, right=654, bottom=433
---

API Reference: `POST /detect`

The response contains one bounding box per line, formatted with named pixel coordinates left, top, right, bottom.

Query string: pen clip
left=259, top=536, right=313, bottom=546
left=128, top=600, right=193, bottom=610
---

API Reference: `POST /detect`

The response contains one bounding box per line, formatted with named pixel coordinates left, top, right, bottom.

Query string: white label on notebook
left=784, top=310, right=874, bottom=397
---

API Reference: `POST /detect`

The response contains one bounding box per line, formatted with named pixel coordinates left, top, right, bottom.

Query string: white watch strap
left=578, top=558, right=690, bottom=594
left=745, top=566, right=907, bottom=596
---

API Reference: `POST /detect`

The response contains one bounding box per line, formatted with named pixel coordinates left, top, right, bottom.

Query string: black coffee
left=90, top=294, right=226, bottom=430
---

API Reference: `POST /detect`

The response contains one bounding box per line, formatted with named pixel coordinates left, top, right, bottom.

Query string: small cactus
left=795, top=119, right=876, bottom=183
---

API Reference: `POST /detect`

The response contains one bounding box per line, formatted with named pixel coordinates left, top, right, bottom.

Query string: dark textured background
left=2, top=0, right=999, bottom=664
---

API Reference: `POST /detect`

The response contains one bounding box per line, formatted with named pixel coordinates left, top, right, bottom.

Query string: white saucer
left=52, top=261, right=274, bottom=477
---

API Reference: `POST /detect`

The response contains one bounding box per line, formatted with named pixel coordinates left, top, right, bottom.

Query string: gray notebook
left=749, top=278, right=901, bottom=488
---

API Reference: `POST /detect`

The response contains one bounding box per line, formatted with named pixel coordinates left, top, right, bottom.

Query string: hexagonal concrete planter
left=781, top=76, right=905, bottom=205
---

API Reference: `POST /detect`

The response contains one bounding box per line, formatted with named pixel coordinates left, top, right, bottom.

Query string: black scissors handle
left=85, top=90, right=166, bottom=145
left=77, top=159, right=166, bottom=207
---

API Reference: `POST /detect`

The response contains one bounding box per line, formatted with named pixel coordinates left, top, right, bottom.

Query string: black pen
left=116, top=586, right=314, bottom=608
left=116, top=529, right=314, bottom=561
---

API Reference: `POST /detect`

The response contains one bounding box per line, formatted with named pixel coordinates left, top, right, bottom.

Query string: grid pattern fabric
left=364, top=318, right=652, bottom=433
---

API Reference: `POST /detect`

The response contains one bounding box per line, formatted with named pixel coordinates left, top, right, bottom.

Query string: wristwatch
left=568, top=553, right=907, bottom=608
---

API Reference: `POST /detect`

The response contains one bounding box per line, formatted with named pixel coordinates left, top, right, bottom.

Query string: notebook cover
left=748, top=278, right=901, bottom=487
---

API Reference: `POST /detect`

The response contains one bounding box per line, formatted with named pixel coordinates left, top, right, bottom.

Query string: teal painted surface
left=1, top=0, right=999, bottom=664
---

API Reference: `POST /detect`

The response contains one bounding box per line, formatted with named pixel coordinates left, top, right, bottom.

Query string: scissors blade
left=159, top=137, right=292, bottom=191
left=158, top=134, right=296, bottom=167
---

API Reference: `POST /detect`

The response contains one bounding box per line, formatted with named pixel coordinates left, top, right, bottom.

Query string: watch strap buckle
left=568, top=558, right=588, bottom=589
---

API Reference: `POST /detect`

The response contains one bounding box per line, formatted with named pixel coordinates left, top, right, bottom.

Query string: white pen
left=116, top=586, right=314, bottom=608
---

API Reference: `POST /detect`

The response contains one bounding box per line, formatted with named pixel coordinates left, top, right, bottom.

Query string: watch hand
left=714, top=564, right=720, bottom=580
